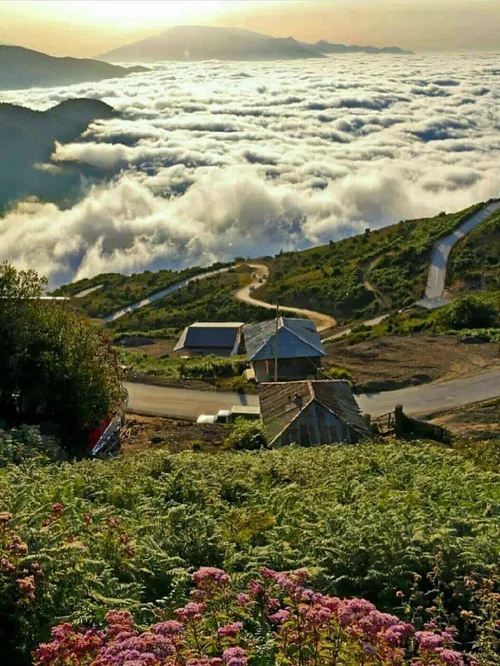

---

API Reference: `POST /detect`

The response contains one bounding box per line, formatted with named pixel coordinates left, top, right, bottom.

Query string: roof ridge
left=245, top=319, right=278, bottom=360
left=268, top=387, right=314, bottom=445
left=281, top=319, right=326, bottom=356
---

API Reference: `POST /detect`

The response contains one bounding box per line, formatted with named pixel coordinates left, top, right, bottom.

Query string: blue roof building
left=244, top=318, right=326, bottom=382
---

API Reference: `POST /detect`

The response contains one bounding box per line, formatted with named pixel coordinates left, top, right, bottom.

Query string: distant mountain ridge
left=0, top=98, right=116, bottom=211
left=99, top=26, right=324, bottom=62
left=99, top=25, right=412, bottom=63
left=313, top=40, right=413, bottom=55
left=0, top=45, right=148, bottom=90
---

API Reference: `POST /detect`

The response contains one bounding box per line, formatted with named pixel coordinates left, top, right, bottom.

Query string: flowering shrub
left=35, top=566, right=468, bottom=666
left=0, top=512, right=43, bottom=665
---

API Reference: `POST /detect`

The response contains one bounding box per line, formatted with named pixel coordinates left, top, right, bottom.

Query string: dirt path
left=234, top=263, right=336, bottom=332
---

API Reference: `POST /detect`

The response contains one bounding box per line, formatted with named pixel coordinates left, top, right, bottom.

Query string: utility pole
left=274, top=303, right=279, bottom=382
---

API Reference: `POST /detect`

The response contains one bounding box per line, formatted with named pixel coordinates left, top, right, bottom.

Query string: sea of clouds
left=1, top=53, right=499, bottom=286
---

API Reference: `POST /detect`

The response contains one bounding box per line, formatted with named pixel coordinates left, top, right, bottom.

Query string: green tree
left=0, top=263, right=124, bottom=453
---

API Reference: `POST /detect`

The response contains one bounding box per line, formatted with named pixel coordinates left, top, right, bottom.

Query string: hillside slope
left=58, top=202, right=497, bottom=334
left=0, top=98, right=116, bottom=211
left=0, top=45, right=147, bottom=89
left=100, top=25, right=324, bottom=62
left=255, top=203, right=485, bottom=321
left=447, top=209, right=500, bottom=293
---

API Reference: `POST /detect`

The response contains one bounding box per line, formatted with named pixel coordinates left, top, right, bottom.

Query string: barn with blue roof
left=244, top=317, right=326, bottom=382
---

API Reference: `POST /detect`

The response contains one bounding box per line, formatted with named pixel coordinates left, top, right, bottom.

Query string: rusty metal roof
left=259, top=380, right=371, bottom=443
left=244, top=317, right=326, bottom=361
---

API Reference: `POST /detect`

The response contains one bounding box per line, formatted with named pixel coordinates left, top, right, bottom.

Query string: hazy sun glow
left=52, top=0, right=239, bottom=27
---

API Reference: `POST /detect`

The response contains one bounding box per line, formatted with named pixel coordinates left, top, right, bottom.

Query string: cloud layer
left=1, top=54, right=499, bottom=286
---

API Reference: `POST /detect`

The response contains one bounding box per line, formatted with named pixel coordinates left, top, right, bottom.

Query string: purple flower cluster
left=33, top=566, right=469, bottom=666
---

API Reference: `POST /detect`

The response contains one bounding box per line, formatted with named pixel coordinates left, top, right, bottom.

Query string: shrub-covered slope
left=256, top=204, right=484, bottom=320
left=447, top=209, right=500, bottom=293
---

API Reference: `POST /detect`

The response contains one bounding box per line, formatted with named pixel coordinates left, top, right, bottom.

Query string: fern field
left=1, top=442, right=499, bottom=663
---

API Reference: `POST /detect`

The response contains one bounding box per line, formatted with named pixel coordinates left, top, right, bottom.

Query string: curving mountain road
left=235, top=263, right=336, bottom=332
left=416, top=201, right=500, bottom=309
left=125, top=369, right=500, bottom=420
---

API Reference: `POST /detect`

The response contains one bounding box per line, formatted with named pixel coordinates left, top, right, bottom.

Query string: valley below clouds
left=1, top=53, right=499, bottom=286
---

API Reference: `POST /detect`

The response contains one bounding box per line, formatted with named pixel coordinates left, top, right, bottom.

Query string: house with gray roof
left=244, top=317, right=326, bottom=382
left=259, top=380, right=371, bottom=447
left=174, top=322, right=244, bottom=357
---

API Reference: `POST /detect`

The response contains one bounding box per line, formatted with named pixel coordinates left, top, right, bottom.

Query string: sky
left=0, top=0, right=499, bottom=56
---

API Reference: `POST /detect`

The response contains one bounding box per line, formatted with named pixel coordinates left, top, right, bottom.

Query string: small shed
left=244, top=317, right=326, bottom=382
left=174, top=322, right=244, bottom=357
left=259, top=380, right=371, bottom=447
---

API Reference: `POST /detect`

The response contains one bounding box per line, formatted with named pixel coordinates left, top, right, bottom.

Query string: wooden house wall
left=273, top=402, right=359, bottom=448
left=252, top=357, right=321, bottom=382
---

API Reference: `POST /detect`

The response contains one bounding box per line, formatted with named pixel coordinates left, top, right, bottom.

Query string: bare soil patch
left=326, top=335, right=499, bottom=393
left=121, top=413, right=228, bottom=454
left=426, top=398, right=500, bottom=440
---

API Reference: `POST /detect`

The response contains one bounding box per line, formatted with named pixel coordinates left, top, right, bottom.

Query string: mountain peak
left=99, top=25, right=325, bottom=63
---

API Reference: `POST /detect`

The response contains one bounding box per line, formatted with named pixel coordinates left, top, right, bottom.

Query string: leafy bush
left=437, top=294, right=498, bottom=330
left=35, top=566, right=469, bottom=666
left=117, top=349, right=248, bottom=382
left=224, top=419, right=268, bottom=451
left=323, top=366, right=353, bottom=382
left=0, top=513, right=43, bottom=665
left=0, top=264, right=124, bottom=453
left=0, top=426, right=63, bottom=466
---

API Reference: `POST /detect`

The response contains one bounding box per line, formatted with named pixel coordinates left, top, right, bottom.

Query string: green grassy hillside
left=57, top=201, right=496, bottom=331
left=55, top=263, right=231, bottom=320
left=107, top=267, right=270, bottom=332
left=2, top=440, right=499, bottom=662
left=447, top=209, right=500, bottom=293
left=255, top=203, right=484, bottom=321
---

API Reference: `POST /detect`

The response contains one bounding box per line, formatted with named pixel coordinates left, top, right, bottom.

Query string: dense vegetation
left=255, top=204, right=484, bottom=321
left=55, top=263, right=231, bottom=320
left=447, top=210, right=500, bottom=293
left=33, top=567, right=469, bottom=666
left=109, top=269, right=270, bottom=333
left=0, top=264, right=123, bottom=452
left=1, top=441, right=499, bottom=663
left=337, top=291, right=500, bottom=346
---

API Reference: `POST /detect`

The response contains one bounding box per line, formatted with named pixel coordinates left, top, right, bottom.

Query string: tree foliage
left=437, top=294, right=498, bottom=330
left=0, top=263, right=124, bottom=451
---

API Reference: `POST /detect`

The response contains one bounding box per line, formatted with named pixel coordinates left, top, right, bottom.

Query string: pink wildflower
left=51, top=503, right=63, bottom=518
left=193, top=567, right=230, bottom=587
left=17, top=575, right=35, bottom=600
left=175, top=602, right=205, bottom=622
left=222, top=646, right=247, bottom=666
left=151, top=620, right=184, bottom=637
left=237, top=593, right=251, bottom=606
left=218, top=622, right=242, bottom=637
left=415, top=631, right=445, bottom=651
left=338, top=598, right=376, bottom=626
left=269, top=609, right=291, bottom=625
left=435, top=648, right=465, bottom=666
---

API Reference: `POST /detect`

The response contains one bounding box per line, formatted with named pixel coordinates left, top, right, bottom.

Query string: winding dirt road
left=235, top=263, right=336, bottom=332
